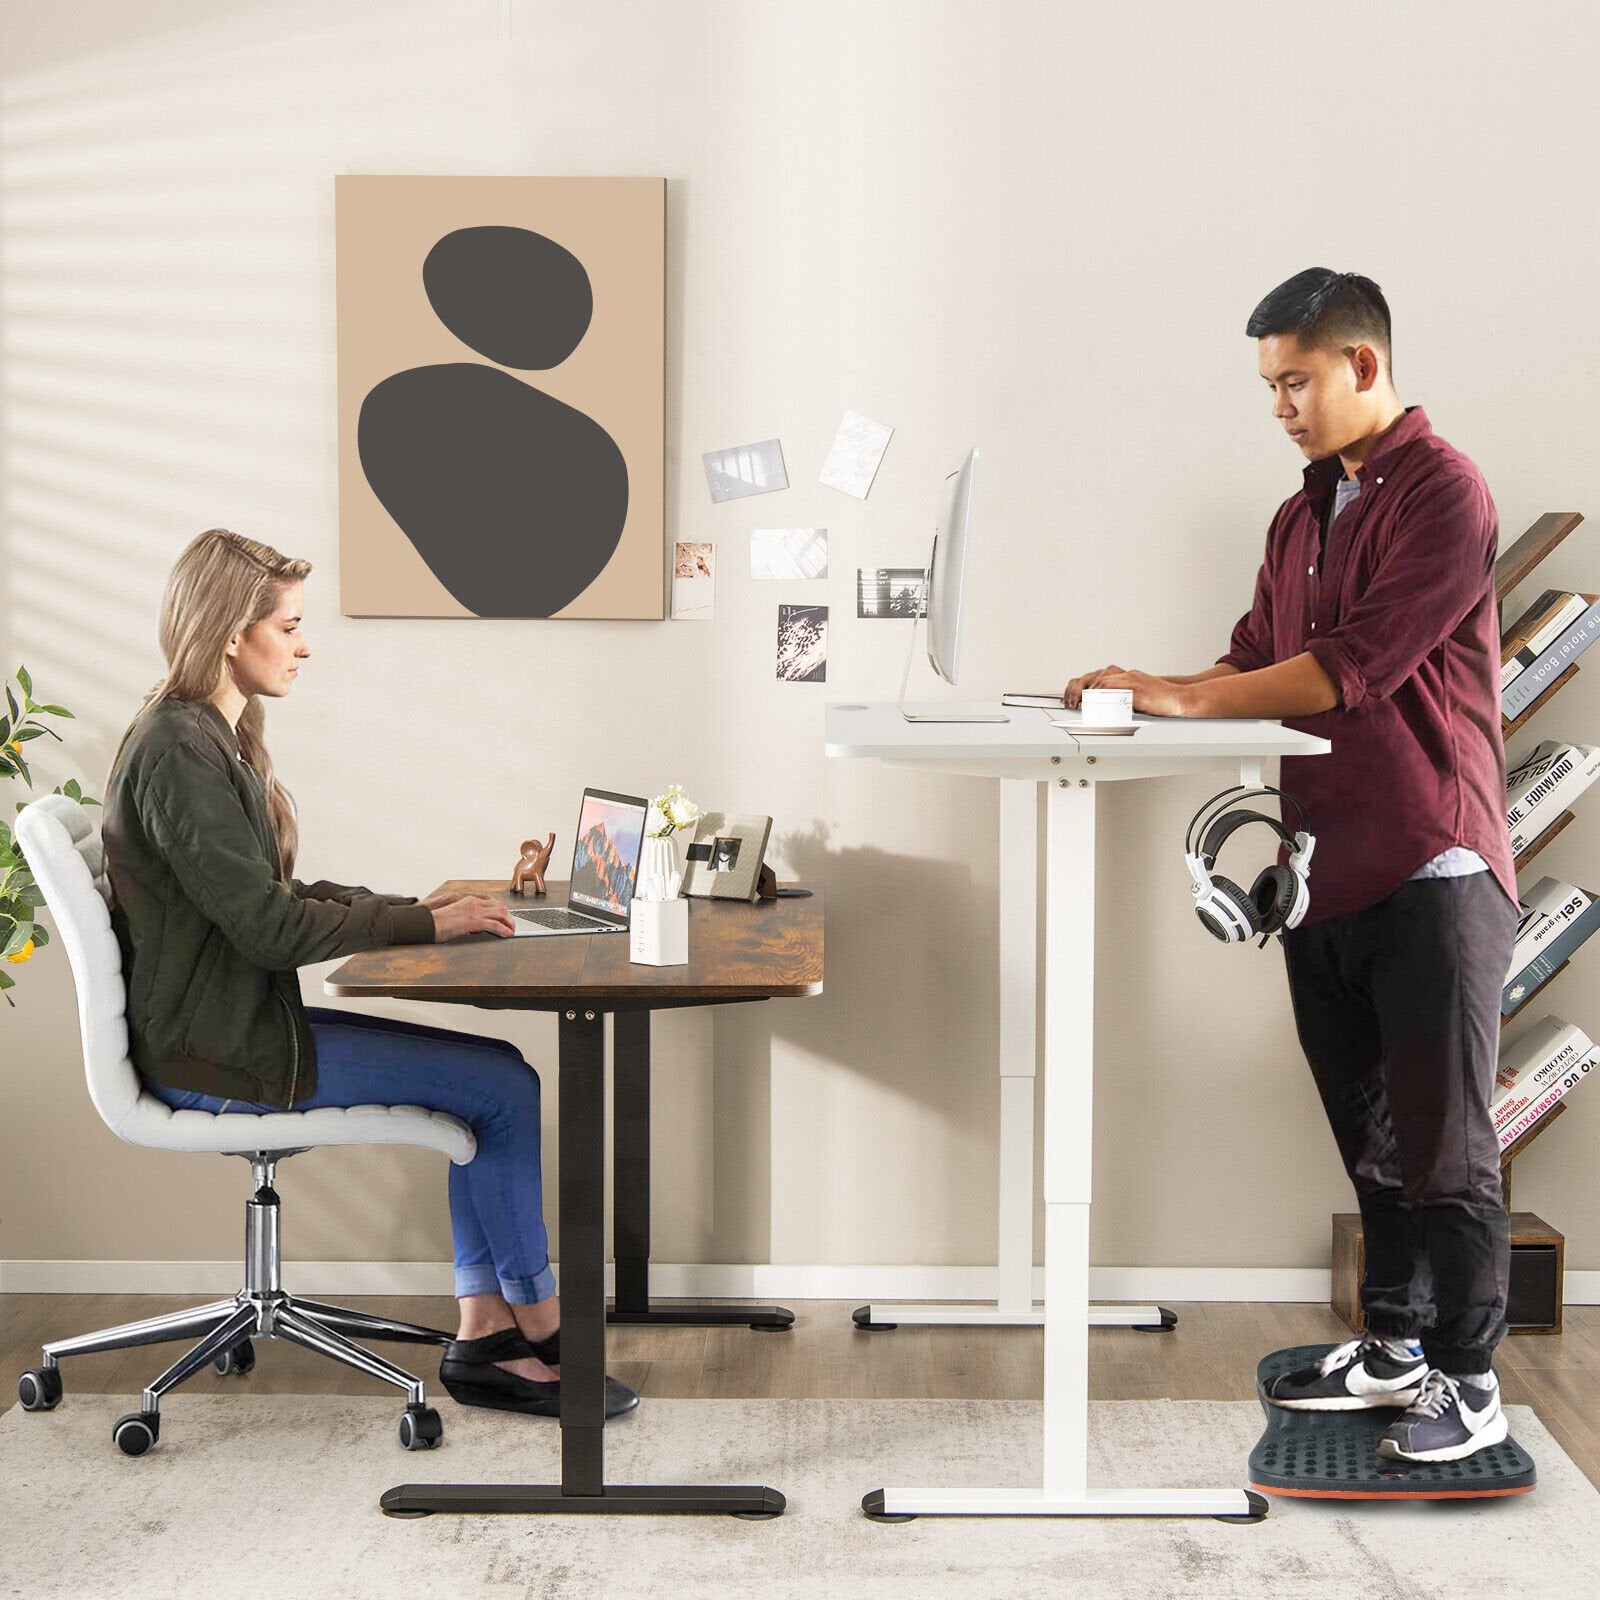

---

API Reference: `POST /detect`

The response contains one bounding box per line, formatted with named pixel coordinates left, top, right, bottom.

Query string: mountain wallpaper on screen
left=572, top=821, right=635, bottom=912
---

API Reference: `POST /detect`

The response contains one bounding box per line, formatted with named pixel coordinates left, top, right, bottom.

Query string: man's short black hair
left=1246, top=269, right=1393, bottom=372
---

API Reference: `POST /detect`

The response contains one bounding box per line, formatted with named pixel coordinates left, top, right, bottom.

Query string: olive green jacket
left=103, top=698, right=435, bottom=1108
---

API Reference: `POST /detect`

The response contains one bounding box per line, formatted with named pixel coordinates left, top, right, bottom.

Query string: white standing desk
left=826, top=701, right=1329, bottom=1519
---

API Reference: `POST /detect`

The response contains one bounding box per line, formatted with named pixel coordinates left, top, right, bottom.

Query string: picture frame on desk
left=681, top=812, right=773, bottom=902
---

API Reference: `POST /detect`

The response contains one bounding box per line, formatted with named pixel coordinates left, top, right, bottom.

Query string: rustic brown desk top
left=324, top=880, right=823, bottom=1005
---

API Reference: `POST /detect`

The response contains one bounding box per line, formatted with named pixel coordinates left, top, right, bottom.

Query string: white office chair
left=12, top=793, right=478, bottom=1456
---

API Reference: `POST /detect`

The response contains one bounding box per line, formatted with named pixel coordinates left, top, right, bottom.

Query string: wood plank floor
left=5, top=1295, right=1597, bottom=1488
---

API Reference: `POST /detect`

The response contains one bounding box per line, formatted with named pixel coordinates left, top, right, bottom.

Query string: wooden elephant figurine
left=510, top=833, right=556, bottom=896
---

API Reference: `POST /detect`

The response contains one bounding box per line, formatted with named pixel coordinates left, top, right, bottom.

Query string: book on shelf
left=1501, top=590, right=1593, bottom=691
left=1498, top=1051, right=1595, bottom=1152
left=1505, top=738, right=1600, bottom=857
left=1502, top=596, right=1600, bottom=720
left=1502, top=890, right=1600, bottom=1015
left=1493, top=1013, right=1598, bottom=1135
left=1509, top=877, right=1593, bottom=979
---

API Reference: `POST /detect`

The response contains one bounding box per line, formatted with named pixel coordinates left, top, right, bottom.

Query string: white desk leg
left=865, top=780, right=1261, bottom=1521
left=855, top=779, right=1172, bottom=1335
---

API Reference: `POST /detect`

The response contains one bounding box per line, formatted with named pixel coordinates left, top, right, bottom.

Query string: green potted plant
left=1, top=665, right=97, bottom=1004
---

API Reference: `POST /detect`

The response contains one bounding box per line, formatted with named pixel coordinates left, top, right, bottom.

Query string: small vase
left=638, top=833, right=684, bottom=897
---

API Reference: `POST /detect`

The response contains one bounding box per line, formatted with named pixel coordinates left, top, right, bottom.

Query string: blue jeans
left=147, top=1007, right=556, bottom=1306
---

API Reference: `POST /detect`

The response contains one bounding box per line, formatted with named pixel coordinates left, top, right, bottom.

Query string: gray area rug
left=1, top=1396, right=1594, bottom=1599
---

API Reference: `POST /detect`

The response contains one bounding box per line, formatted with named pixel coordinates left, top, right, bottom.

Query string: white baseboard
left=4, top=1259, right=1599, bottom=1304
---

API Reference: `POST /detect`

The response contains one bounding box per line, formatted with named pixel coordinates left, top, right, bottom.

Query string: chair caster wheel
left=399, top=1405, right=443, bottom=1450
left=18, top=1368, right=63, bottom=1411
left=852, top=1306, right=898, bottom=1332
left=214, top=1338, right=256, bottom=1376
left=113, top=1411, right=160, bottom=1456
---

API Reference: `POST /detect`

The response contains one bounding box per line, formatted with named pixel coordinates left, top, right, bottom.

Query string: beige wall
left=3, top=0, right=1598, bottom=1282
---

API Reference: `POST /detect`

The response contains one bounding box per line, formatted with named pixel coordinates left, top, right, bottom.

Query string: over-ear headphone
left=1183, top=785, right=1315, bottom=947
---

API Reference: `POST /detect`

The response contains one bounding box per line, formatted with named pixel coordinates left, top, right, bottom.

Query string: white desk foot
left=862, top=1486, right=1267, bottom=1521
left=851, top=1303, right=1176, bottom=1331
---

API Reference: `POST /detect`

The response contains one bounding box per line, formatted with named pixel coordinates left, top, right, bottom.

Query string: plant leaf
left=37, top=705, right=73, bottom=718
left=63, top=780, right=81, bottom=800
left=4, top=687, right=16, bottom=724
left=30, top=922, right=49, bottom=947
left=13, top=727, right=45, bottom=744
left=2, top=920, right=34, bottom=959
left=10, top=747, right=31, bottom=785
left=15, top=666, right=31, bottom=698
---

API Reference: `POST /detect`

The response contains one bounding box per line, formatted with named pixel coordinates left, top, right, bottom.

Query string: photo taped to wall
left=777, top=604, right=828, bottom=682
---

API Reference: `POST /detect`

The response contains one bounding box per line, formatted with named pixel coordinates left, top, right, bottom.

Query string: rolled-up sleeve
left=1217, top=529, right=1277, bottom=674
left=1304, top=472, right=1494, bottom=710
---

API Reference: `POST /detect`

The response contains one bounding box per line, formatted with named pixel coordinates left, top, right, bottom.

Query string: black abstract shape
left=422, top=226, right=593, bottom=369
left=359, top=221, right=631, bottom=618
left=359, top=363, right=628, bottom=618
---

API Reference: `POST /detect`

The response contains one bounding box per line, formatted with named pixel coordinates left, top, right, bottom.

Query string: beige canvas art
left=336, top=175, right=664, bottom=618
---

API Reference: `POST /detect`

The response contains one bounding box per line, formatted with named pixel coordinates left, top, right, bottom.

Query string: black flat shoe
left=444, top=1325, right=558, bottom=1367
left=439, top=1328, right=637, bottom=1420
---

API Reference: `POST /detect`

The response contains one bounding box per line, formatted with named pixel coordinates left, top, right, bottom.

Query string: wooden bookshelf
left=1333, top=1210, right=1565, bottom=1336
left=1502, top=958, right=1570, bottom=1029
left=1503, top=660, right=1579, bottom=741
left=1512, top=808, right=1576, bottom=874
left=1495, top=511, right=1584, bottom=606
left=1501, top=1100, right=1569, bottom=1211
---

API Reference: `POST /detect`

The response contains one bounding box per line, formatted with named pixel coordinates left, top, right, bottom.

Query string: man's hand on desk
left=1062, top=663, right=1189, bottom=717
left=1063, top=654, right=1339, bottom=719
left=1072, top=668, right=1193, bottom=717
left=429, top=893, right=516, bottom=940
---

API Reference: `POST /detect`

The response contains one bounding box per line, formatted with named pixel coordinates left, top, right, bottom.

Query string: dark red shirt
left=1218, top=405, right=1517, bottom=925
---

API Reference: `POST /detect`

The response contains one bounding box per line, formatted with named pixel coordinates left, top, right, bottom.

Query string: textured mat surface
left=3, top=1394, right=1596, bottom=1599
left=1250, top=1345, right=1537, bottom=1499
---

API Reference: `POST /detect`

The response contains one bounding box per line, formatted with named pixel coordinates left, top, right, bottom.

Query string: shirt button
left=1376, top=476, right=1383, bottom=486
left=1308, top=565, right=1315, bottom=575
left=1311, top=621, right=1317, bottom=630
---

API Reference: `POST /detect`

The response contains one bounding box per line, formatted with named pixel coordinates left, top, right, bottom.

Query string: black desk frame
left=609, top=1009, right=794, bottom=1332
left=381, top=1000, right=787, bottom=1520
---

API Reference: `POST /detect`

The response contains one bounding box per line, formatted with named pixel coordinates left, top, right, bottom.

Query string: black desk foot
left=607, top=1303, right=795, bottom=1331
left=380, top=1482, right=786, bottom=1518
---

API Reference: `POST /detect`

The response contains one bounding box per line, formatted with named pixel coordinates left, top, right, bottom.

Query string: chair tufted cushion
left=15, top=794, right=476, bottom=1166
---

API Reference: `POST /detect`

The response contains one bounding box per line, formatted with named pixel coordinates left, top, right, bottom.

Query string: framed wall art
left=336, top=175, right=665, bottom=619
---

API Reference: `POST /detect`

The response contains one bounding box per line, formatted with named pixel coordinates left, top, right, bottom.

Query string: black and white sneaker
left=1263, top=1336, right=1428, bottom=1411
left=1376, top=1369, right=1507, bottom=1463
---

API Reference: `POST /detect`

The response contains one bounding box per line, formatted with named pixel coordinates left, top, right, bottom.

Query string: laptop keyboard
left=512, top=907, right=607, bottom=931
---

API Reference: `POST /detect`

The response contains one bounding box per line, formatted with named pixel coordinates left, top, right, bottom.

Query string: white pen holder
left=630, top=896, right=689, bottom=966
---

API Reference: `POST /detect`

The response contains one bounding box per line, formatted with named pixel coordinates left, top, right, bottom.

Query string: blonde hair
left=116, top=529, right=312, bottom=877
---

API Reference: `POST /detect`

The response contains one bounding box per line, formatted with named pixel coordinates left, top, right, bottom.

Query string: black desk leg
left=607, top=1008, right=794, bottom=1333
left=380, top=1007, right=785, bottom=1519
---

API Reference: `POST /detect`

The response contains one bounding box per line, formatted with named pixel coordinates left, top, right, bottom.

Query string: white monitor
left=897, top=447, right=1007, bottom=723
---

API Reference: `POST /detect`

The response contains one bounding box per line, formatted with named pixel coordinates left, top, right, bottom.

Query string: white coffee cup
left=1080, top=687, right=1135, bottom=726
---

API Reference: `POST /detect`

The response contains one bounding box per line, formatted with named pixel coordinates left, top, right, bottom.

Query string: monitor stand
left=897, top=602, right=1009, bottom=724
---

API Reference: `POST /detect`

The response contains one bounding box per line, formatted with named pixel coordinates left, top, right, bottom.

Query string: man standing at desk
left=1064, top=268, right=1517, bottom=1464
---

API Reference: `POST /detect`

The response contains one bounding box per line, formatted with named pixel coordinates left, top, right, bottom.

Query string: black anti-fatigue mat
left=1249, top=1345, right=1537, bottom=1500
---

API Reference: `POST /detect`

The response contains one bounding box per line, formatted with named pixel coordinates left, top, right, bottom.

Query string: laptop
left=509, top=788, right=648, bottom=937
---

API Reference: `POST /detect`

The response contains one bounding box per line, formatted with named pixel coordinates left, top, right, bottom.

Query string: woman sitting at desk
left=103, top=528, right=637, bottom=1423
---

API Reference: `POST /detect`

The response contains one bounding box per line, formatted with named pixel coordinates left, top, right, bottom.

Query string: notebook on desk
left=510, top=788, right=647, bottom=936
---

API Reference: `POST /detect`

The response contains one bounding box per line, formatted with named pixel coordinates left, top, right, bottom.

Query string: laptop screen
left=568, top=789, right=648, bottom=921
